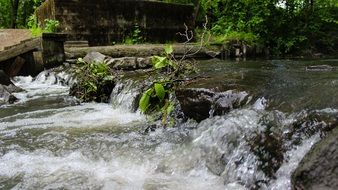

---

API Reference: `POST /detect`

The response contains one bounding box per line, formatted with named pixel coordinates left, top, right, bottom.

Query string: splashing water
left=1, top=59, right=337, bottom=189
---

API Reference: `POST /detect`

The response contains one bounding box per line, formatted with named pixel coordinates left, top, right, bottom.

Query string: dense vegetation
left=1, top=0, right=337, bottom=55
left=0, top=0, right=44, bottom=28
left=200, top=0, right=338, bottom=55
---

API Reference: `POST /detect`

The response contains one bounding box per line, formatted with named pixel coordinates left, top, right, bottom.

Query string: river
left=0, top=59, right=337, bottom=189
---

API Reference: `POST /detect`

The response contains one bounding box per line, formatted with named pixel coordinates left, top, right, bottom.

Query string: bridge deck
left=0, top=29, right=41, bottom=63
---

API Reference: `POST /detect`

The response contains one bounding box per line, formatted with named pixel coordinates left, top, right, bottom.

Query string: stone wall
left=36, top=0, right=195, bottom=46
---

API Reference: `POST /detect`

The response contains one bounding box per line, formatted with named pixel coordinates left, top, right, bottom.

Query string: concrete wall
left=37, top=0, right=195, bottom=46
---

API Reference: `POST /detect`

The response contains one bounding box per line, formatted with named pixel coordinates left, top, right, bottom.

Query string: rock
left=136, top=57, right=152, bottom=69
left=110, top=57, right=138, bottom=70
left=83, top=52, right=151, bottom=70
left=291, top=127, right=338, bottom=190
left=176, top=88, right=250, bottom=122
left=83, top=52, right=108, bottom=64
left=213, top=91, right=250, bottom=116
left=306, top=65, right=335, bottom=71
left=0, top=84, right=18, bottom=105
left=176, top=88, right=214, bottom=122
left=5, top=84, right=24, bottom=93
left=206, top=50, right=221, bottom=58
left=0, top=70, right=13, bottom=85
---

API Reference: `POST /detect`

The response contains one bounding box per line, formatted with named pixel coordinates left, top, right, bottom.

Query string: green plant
left=44, top=19, right=59, bottom=33
left=138, top=44, right=198, bottom=126
left=71, top=58, right=114, bottom=102
left=123, top=24, right=143, bottom=44
left=27, top=14, right=59, bottom=36
left=27, top=14, right=42, bottom=36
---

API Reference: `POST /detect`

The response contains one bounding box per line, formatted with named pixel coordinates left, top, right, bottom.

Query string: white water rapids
left=0, top=70, right=325, bottom=190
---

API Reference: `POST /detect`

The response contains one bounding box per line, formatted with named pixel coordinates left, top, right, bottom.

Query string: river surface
left=0, top=59, right=337, bottom=189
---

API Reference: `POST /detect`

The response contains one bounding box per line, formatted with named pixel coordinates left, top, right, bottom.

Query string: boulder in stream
left=176, top=88, right=250, bottom=122
left=0, top=84, right=18, bottom=105
left=0, top=70, right=24, bottom=105
left=291, top=126, right=338, bottom=190
left=83, top=51, right=108, bottom=64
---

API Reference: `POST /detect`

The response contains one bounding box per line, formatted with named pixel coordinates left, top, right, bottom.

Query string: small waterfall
left=187, top=104, right=337, bottom=189
left=109, top=79, right=143, bottom=112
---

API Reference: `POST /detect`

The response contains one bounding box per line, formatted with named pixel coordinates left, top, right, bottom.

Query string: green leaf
left=154, top=83, right=165, bottom=101
left=139, top=88, right=154, bottom=113
left=77, top=58, right=85, bottom=65
left=151, top=56, right=169, bottom=69
left=164, top=44, right=173, bottom=55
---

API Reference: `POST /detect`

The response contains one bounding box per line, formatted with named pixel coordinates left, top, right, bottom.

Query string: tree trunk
left=192, top=0, right=200, bottom=27
left=10, top=0, right=20, bottom=28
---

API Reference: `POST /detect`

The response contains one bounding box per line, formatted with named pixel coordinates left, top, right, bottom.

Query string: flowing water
left=0, top=59, right=337, bottom=189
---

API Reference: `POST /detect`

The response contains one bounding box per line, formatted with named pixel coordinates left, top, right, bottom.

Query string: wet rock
left=0, top=70, right=13, bottom=85
left=305, top=65, right=335, bottom=71
left=213, top=91, right=250, bottom=116
left=5, top=84, right=24, bottom=93
left=83, top=52, right=108, bottom=64
left=176, top=88, right=214, bottom=122
left=0, top=84, right=18, bottom=105
left=176, top=88, right=250, bottom=122
left=291, top=126, right=338, bottom=190
left=248, top=130, right=285, bottom=178
left=286, top=110, right=338, bottom=145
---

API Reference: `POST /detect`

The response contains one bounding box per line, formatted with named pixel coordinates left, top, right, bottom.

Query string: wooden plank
left=0, top=37, right=41, bottom=63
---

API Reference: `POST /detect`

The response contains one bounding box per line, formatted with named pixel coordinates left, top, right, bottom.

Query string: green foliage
left=72, top=58, right=114, bottom=102
left=164, top=44, right=174, bottom=55
left=27, top=14, right=42, bottom=36
left=200, top=0, right=338, bottom=55
left=0, top=0, right=11, bottom=28
left=139, top=88, right=154, bottom=113
left=154, top=83, right=166, bottom=101
left=27, top=14, right=59, bottom=36
left=0, top=0, right=44, bottom=28
left=123, top=24, right=143, bottom=44
left=44, top=19, right=59, bottom=33
left=151, top=56, right=170, bottom=69
left=138, top=44, right=197, bottom=126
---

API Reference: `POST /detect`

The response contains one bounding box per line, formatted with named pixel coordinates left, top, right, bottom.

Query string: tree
left=11, top=0, right=20, bottom=28
left=0, top=0, right=44, bottom=28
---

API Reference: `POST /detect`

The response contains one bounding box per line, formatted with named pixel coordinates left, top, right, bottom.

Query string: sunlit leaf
left=164, top=44, right=173, bottom=55
left=154, top=83, right=165, bottom=101
left=152, top=56, right=169, bottom=69
left=139, top=88, right=154, bottom=113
